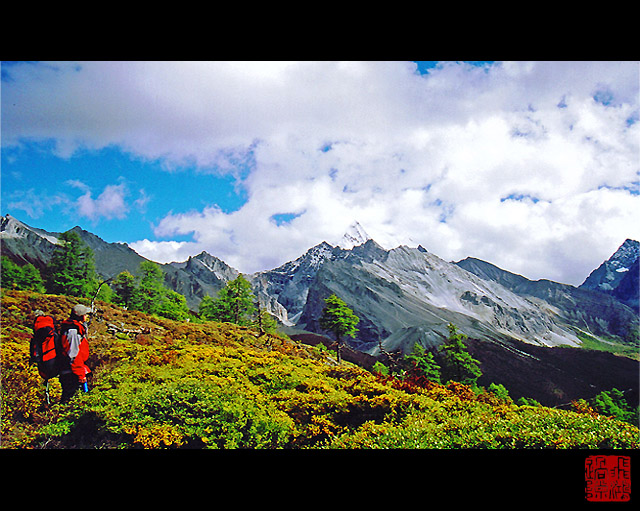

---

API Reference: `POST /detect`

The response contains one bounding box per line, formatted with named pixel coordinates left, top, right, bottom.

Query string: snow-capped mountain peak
left=337, top=221, right=371, bottom=249
left=0, top=214, right=60, bottom=245
left=580, top=238, right=639, bottom=292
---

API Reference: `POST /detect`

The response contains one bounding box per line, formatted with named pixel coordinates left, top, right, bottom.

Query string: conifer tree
left=111, top=263, right=189, bottom=319
left=112, top=270, right=137, bottom=308
left=158, top=289, right=190, bottom=321
left=201, top=275, right=256, bottom=326
left=1, top=257, right=45, bottom=292
left=45, top=230, right=98, bottom=297
left=253, top=301, right=279, bottom=334
left=439, top=323, right=482, bottom=387
left=319, top=294, right=359, bottom=364
left=405, top=342, right=441, bottom=383
left=198, top=295, right=217, bottom=319
left=594, top=388, right=639, bottom=425
left=133, top=260, right=166, bottom=315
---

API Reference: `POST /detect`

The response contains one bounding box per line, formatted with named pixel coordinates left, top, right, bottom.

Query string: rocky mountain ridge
left=579, top=238, right=639, bottom=310
left=2, top=214, right=638, bottom=356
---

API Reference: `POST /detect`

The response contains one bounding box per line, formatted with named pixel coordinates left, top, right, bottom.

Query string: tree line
left=1, top=231, right=190, bottom=320
left=1, top=229, right=278, bottom=329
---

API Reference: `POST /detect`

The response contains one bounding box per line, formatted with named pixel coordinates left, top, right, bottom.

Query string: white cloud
left=128, top=239, right=197, bottom=265
left=76, top=183, right=129, bottom=221
left=134, top=189, right=151, bottom=213
left=3, top=61, right=638, bottom=284
left=6, top=188, right=70, bottom=219
left=66, top=179, right=91, bottom=193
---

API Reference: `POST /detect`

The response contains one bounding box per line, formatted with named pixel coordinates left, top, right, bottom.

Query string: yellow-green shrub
left=2, top=289, right=639, bottom=450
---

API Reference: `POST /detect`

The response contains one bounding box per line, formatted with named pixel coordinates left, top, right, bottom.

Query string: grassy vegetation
left=2, top=289, right=638, bottom=449
left=574, top=329, right=640, bottom=360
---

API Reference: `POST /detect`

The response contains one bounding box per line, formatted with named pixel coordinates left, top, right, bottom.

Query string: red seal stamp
left=585, top=455, right=631, bottom=502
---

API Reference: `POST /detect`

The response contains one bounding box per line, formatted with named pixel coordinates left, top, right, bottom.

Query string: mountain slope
left=455, top=256, right=639, bottom=342
left=580, top=239, right=640, bottom=310
left=297, top=241, right=586, bottom=354
left=2, top=214, right=637, bottom=357
left=0, top=215, right=60, bottom=270
left=1, top=215, right=149, bottom=279
left=68, top=225, right=149, bottom=279
left=165, top=251, right=239, bottom=309
left=1, top=215, right=239, bottom=310
left=249, top=241, right=340, bottom=325
left=611, top=258, right=639, bottom=310
left=3, top=215, right=639, bottom=419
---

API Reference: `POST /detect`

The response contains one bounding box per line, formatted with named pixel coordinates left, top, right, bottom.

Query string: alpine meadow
left=1, top=216, right=638, bottom=450
left=1, top=62, right=639, bottom=463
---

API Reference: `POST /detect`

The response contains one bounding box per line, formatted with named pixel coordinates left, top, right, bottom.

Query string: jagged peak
left=1, top=214, right=61, bottom=245
left=616, top=239, right=640, bottom=257
left=1, top=214, right=26, bottom=235
left=336, top=221, right=371, bottom=249
left=194, top=250, right=219, bottom=261
left=354, top=238, right=385, bottom=252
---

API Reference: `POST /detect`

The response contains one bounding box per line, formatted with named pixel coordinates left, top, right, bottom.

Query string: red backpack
left=29, top=315, right=65, bottom=380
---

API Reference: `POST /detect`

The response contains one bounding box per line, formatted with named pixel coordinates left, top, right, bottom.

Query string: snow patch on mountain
left=0, top=214, right=60, bottom=245
left=337, top=221, right=370, bottom=249
left=581, top=239, right=639, bottom=292
left=359, top=245, right=581, bottom=347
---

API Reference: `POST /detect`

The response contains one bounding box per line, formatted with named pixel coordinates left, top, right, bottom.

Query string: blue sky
left=2, top=142, right=248, bottom=242
left=2, top=61, right=638, bottom=284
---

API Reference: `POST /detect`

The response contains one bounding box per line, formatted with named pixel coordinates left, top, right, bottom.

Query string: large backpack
left=29, top=315, right=65, bottom=380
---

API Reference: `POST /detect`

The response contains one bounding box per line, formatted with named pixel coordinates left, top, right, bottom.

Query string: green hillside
left=1, top=289, right=638, bottom=449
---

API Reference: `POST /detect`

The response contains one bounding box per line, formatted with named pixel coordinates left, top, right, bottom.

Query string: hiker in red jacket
left=59, top=304, right=92, bottom=402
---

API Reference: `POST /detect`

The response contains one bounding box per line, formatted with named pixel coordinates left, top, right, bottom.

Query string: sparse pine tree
left=1, top=257, right=45, bottom=292
left=517, top=397, right=541, bottom=407
left=405, top=342, right=441, bottom=383
left=319, top=294, right=359, bottom=364
left=95, top=282, right=114, bottom=303
left=204, top=275, right=256, bottom=326
left=158, top=289, right=190, bottom=321
left=130, top=261, right=165, bottom=315
left=372, top=360, right=390, bottom=376
left=488, top=382, right=511, bottom=401
left=19, top=263, right=46, bottom=292
left=1, top=257, right=21, bottom=289
left=198, top=294, right=217, bottom=320
left=594, top=388, right=638, bottom=425
left=111, top=263, right=188, bottom=320
left=253, top=301, right=279, bottom=334
left=439, top=323, right=482, bottom=387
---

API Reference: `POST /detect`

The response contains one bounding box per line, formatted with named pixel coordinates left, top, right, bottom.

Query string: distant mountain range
left=3, top=213, right=639, bottom=407
left=2, top=214, right=638, bottom=355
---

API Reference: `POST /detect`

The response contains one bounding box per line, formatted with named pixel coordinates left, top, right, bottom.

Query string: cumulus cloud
left=3, top=61, right=638, bottom=284
left=128, top=239, right=196, bottom=265
left=75, top=182, right=129, bottom=221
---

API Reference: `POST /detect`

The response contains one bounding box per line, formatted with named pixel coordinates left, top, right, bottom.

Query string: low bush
left=2, top=290, right=638, bottom=449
